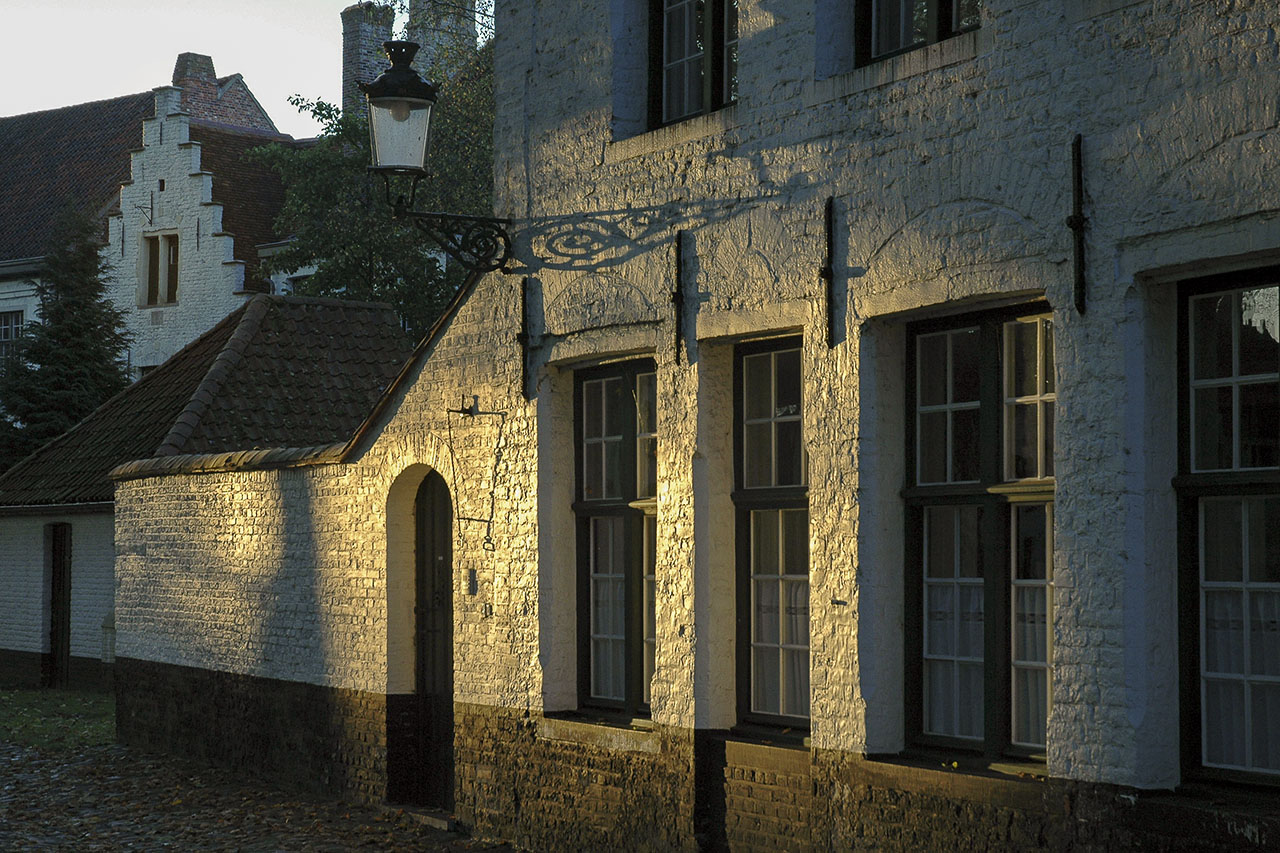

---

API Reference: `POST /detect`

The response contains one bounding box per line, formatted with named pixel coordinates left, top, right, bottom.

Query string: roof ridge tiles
left=154, top=294, right=273, bottom=457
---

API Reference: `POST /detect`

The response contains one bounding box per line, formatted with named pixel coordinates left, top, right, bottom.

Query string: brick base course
left=115, top=661, right=1280, bottom=850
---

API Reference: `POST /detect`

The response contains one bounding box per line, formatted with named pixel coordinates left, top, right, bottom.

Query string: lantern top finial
left=358, top=41, right=437, bottom=103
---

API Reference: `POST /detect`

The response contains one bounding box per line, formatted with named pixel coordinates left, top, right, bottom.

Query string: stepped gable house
left=111, top=2, right=1280, bottom=850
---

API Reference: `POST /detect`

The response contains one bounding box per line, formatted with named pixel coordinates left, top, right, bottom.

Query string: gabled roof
left=188, top=121, right=295, bottom=290
left=0, top=93, right=154, bottom=264
left=0, top=294, right=413, bottom=509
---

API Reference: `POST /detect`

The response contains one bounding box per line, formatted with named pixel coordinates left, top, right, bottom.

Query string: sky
left=0, top=0, right=408, bottom=139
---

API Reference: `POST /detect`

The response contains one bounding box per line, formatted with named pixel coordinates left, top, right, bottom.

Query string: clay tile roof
left=0, top=93, right=154, bottom=263
left=0, top=294, right=412, bottom=509
left=187, top=121, right=296, bottom=291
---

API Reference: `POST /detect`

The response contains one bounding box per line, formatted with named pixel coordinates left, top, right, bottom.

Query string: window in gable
left=141, top=234, right=179, bottom=307
left=855, top=0, right=981, bottom=66
left=652, top=0, right=739, bottom=127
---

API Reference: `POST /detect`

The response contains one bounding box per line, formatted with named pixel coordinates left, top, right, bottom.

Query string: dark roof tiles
left=0, top=295, right=412, bottom=508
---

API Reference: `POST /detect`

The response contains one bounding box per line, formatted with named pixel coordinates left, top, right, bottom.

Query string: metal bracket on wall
left=515, top=277, right=531, bottom=401
left=1067, top=134, right=1089, bottom=315
left=672, top=230, right=687, bottom=365
left=822, top=196, right=836, bottom=348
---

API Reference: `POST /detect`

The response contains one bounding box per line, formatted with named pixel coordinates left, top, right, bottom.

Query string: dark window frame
left=1175, top=266, right=1280, bottom=786
left=732, top=335, right=810, bottom=731
left=0, top=309, right=23, bottom=367
left=573, top=358, right=658, bottom=718
left=854, top=0, right=981, bottom=68
left=903, top=302, right=1053, bottom=760
left=648, top=0, right=738, bottom=129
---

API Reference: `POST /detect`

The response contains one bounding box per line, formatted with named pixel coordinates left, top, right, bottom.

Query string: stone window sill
left=605, top=105, right=739, bottom=164
left=538, top=712, right=659, bottom=753
left=804, top=28, right=988, bottom=108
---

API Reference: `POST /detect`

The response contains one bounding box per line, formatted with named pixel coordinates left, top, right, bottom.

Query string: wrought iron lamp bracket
left=376, top=171, right=513, bottom=273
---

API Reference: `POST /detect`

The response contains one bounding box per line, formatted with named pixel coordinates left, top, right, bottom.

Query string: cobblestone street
left=0, top=740, right=511, bottom=851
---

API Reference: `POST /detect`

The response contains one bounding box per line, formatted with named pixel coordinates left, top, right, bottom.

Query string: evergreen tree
left=0, top=209, right=131, bottom=472
left=252, top=36, right=494, bottom=339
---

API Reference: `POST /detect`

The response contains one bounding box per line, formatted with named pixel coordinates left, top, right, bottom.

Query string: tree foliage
left=0, top=209, right=131, bottom=472
left=253, top=33, right=494, bottom=339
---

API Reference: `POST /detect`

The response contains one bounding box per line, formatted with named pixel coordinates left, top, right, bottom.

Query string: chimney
left=342, top=2, right=396, bottom=117
left=172, top=53, right=217, bottom=117
left=406, top=0, right=478, bottom=78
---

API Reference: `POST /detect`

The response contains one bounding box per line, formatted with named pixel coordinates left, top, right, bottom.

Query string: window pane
left=1248, top=498, right=1280, bottom=582
left=952, top=407, right=979, bottom=482
left=753, top=646, right=780, bottom=715
left=584, top=444, right=603, bottom=500
left=1193, top=386, right=1233, bottom=471
left=637, top=436, right=657, bottom=499
left=1193, top=294, right=1234, bottom=380
left=1014, top=586, right=1048, bottom=660
left=1239, top=382, right=1279, bottom=468
left=925, top=659, right=954, bottom=734
left=583, top=380, right=603, bottom=439
left=918, top=333, right=948, bottom=406
left=956, top=662, right=984, bottom=739
left=1204, top=679, right=1247, bottom=767
left=744, top=353, right=772, bottom=420
left=603, top=377, right=625, bottom=436
left=752, top=510, right=779, bottom=576
left=955, top=0, right=981, bottom=30
left=1011, top=402, right=1038, bottom=479
left=636, top=373, right=657, bottom=434
left=603, top=439, right=622, bottom=499
left=744, top=422, right=772, bottom=487
left=1015, top=505, right=1048, bottom=580
left=951, top=328, right=980, bottom=403
left=775, top=349, right=801, bottom=417
left=1250, top=592, right=1280, bottom=677
left=1008, top=320, right=1039, bottom=398
left=1013, top=667, right=1047, bottom=747
left=1204, top=591, right=1245, bottom=675
left=783, top=581, right=809, bottom=648
left=1202, top=499, right=1243, bottom=582
left=926, top=583, right=956, bottom=656
left=754, top=579, right=779, bottom=644
left=918, top=411, right=947, bottom=484
left=926, top=506, right=956, bottom=579
left=776, top=420, right=804, bottom=485
left=1238, top=286, right=1279, bottom=377
left=1253, top=683, right=1280, bottom=771
left=782, top=509, right=809, bottom=575
left=784, top=648, right=809, bottom=718
left=957, top=505, right=981, bottom=578
left=957, top=585, right=984, bottom=658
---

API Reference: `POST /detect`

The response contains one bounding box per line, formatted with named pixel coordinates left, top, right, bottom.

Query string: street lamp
left=360, top=40, right=512, bottom=273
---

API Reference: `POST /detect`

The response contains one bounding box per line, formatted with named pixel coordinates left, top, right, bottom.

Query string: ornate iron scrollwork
left=379, top=172, right=512, bottom=273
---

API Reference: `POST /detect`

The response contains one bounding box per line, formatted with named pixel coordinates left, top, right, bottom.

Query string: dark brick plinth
left=115, top=658, right=389, bottom=804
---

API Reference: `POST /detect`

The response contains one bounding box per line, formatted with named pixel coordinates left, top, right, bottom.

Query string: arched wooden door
left=413, top=470, right=454, bottom=810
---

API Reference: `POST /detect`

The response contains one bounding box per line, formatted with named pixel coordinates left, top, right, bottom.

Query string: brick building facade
left=111, top=1, right=1280, bottom=849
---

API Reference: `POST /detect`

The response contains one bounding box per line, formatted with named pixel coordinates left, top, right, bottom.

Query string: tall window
left=143, top=234, right=179, bottom=306
left=855, top=0, right=981, bottom=65
left=1179, top=271, right=1280, bottom=778
left=576, top=361, right=658, bottom=713
left=906, top=307, right=1054, bottom=755
left=652, top=0, right=738, bottom=126
left=735, top=338, right=809, bottom=724
left=0, top=310, right=22, bottom=367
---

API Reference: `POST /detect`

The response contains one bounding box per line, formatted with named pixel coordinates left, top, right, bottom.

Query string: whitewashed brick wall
left=0, top=512, right=115, bottom=661
left=114, top=0, right=1280, bottom=795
